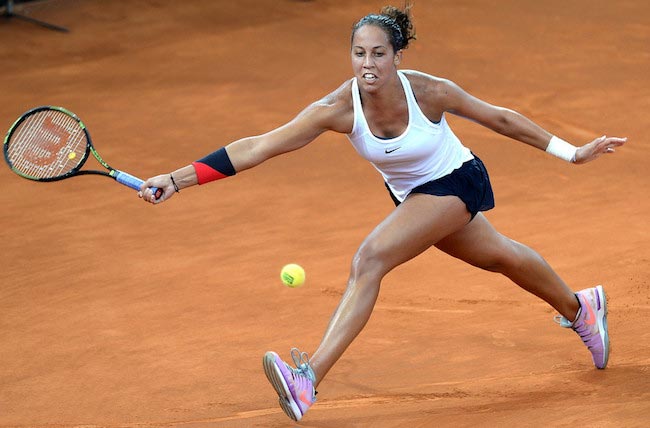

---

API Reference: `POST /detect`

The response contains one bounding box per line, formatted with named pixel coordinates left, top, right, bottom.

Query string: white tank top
left=347, top=70, right=473, bottom=202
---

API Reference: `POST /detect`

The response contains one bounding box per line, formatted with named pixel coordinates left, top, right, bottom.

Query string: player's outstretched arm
left=434, top=77, right=627, bottom=164
left=139, top=84, right=351, bottom=204
left=138, top=110, right=327, bottom=205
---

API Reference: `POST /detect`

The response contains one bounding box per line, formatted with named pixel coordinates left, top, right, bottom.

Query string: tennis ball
left=68, top=152, right=76, bottom=160
left=281, top=263, right=305, bottom=288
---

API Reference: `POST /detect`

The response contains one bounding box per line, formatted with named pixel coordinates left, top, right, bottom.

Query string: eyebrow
left=352, top=45, right=387, bottom=50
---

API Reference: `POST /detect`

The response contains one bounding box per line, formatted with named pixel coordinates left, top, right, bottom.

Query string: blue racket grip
left=114, top=170, right=163, bottom=200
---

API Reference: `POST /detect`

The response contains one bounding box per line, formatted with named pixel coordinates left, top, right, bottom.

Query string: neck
left=360, top=71, right=403, bottom=108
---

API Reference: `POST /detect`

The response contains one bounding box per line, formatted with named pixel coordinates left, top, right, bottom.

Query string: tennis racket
left=3, top=106, right=161, bottom=199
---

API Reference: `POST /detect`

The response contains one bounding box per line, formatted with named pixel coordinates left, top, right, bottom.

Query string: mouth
left=362, top=73, right=377, bottom=83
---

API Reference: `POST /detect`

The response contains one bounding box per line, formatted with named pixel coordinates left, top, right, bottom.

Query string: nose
left=363, top=55, right=374, bottom=69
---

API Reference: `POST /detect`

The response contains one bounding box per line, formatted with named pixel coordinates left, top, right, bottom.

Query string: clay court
left=1, top=0, right=649, bottom=426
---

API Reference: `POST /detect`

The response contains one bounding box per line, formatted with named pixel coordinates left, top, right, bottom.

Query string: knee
left=348, top=238, right=390, bottom=286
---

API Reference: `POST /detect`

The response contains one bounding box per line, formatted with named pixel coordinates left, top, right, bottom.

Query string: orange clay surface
left=1, top=1, right=649, bottom=427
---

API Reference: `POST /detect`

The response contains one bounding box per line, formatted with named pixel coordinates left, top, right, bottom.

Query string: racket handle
left=114, top=170, right=163, bottom=200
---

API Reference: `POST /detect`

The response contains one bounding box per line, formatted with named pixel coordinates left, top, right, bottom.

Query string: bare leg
left=309, top=194, right=471, bottom=387
left=435, top=213, right=580, bottom=320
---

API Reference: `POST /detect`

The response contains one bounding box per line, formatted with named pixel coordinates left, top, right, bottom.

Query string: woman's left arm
left=437, top=79, right=627, bottom=164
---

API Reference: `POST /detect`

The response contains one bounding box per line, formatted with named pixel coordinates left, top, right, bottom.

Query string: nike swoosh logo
left=583, top=297, right=596, bottom=326
left=299, top=390, right=313, bottom=406
left=385, top=147, right=401, bottom=154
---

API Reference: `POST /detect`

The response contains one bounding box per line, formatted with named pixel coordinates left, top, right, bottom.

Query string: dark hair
left=351, top=3, right=416, bottom=52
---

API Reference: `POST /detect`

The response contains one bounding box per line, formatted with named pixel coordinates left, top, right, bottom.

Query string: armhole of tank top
left=349, top=78, right=366, bottom=137
left=399, top=71, right=443, bottom=127
left=349, top=78, right=359, bottom=136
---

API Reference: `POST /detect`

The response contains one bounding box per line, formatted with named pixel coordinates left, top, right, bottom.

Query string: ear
left=394, top=50, right=403, bottom=66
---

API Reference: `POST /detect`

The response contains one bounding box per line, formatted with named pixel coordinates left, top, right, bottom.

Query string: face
left=351, top=24, right=402, bottom=92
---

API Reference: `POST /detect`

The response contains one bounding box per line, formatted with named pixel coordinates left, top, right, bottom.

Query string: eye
left=354, top=51, right=365, bottom=57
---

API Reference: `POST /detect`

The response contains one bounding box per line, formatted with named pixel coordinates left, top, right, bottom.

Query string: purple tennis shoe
left=263, top=348, right=317, bottom=421
left=555, top=285, right=610, bottom=369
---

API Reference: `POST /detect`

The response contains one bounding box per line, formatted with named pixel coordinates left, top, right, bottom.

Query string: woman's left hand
left=574, top=135, right=627, bottom=164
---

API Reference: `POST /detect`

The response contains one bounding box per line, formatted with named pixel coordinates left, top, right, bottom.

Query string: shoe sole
left=263, top=352, right=302, bottom=421
left=595, top=285, right=610, bottom=369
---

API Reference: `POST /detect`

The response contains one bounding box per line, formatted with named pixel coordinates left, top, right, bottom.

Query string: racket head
left=3, top=106, right=92, bottom=181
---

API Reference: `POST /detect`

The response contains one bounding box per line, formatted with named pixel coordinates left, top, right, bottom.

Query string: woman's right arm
left=226, top=95, right=346, bottom=172
left=139, top=83, right=353, bottom=204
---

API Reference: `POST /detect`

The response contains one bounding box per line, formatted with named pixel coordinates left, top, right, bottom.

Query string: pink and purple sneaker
left=263, top=348, right=317, bottom=421
left=555, top=285, right=610, bottom=369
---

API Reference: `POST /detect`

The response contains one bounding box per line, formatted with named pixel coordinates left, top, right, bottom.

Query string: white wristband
left=546, top=136, right=577, bottom=163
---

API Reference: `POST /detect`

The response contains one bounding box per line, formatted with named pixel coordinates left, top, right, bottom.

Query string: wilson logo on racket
left=23, top=115, right=73, bottom=167
left=3, top=106, right=162, bottom=199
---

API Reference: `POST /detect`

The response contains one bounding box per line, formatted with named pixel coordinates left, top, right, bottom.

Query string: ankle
left=562, top=293, right=581, bottom=322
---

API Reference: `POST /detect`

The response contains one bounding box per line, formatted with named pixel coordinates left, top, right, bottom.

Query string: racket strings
left=6, top=110, right=88, bottom=179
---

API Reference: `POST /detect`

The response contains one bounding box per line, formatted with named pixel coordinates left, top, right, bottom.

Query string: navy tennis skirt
left=386, top=155, right=495, bottom=219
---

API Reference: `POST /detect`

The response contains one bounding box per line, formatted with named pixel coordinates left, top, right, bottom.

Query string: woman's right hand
left=139, top=174, right=176, bottom=204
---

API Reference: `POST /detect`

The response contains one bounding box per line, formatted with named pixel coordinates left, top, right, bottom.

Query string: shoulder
left=313, top=79, right=353, bottom=110
left=401, top=70, right=469, bottom=114
left=401, top=70, right=458, bottom=101
left=305, top=79, right=354, bottom=134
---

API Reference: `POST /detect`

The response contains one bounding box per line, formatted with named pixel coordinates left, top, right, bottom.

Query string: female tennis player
left=140, top=4, right=626, bottom=421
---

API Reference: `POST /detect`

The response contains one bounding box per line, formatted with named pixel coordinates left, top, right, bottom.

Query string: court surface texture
left=1, top=1, right=648, bottom=427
